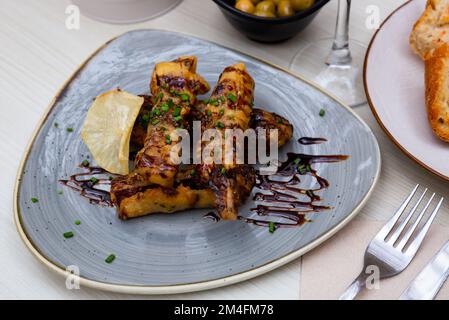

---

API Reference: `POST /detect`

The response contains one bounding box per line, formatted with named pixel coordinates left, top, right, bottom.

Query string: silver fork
left=339, top=184, right=444, bottom=300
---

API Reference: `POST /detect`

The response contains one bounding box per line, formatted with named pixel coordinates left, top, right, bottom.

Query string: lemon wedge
left=81, top=89, right=144, bottom=175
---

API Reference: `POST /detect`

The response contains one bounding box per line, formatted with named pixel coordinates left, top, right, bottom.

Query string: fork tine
left=403, top=197, right=443, bottom=255
left=375, top=184, right=419, bottom=240
left=387, top=188, right=428, bottom=245
left=397, top=193, right=442, bottom=251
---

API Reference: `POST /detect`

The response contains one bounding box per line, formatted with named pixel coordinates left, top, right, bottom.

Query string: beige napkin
left=300, top=217, right=449, bottom=300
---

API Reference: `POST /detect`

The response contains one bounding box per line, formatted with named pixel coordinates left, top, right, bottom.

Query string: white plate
left=365, top=0, right=449, bottom=180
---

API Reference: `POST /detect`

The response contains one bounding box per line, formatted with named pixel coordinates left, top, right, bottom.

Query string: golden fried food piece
left=198, top=63, right=255, bottom=220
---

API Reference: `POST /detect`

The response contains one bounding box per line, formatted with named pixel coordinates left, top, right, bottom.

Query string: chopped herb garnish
left=209, top=99, right=219, bottom=106
left=174, top=115, right=182, bottom=122
left=57, top=190, right=63, bottom=195
left=153, top=107, right=161, bottom=116
left=227, top=93, right=237, bottom=103
left=165, top=134, right=171, bottom=144
left=306, top=190, right=315, bottom=198
left=277, top=119, right=284, bottom=125
left=293, top=158, right=301, bottom=165
left=105, top=254, right=116, bottom=264
left=158, top=92, right=164, bottom=99
left=319, top=109, right=326, bottom=117
left=151, top=119, right=160, bottom=125
left=90, top=177, right=99, bottom=184
left=190, top=169, right=196, bottom=176
left=160, top=103, right=169, bottom=112
left=66, top=127, right=74, bottom=133
left=81, top=159, right=90, bottom=167
left=297, top=164, right=307, bottom=175
left=109, top=176, right=114, bottom=180
left=173, top=107, right=181, bottom=117
left=168, top=99, right=174, bottom=108
left=207, top=110, right=212, bottom=117
left=220, top=167, right=226, bottom=176
left=203, top=99, right=210, bottom=104
left=219, top=96, right=226, bottom=103
left=269, top=222, right=276, bottom=234
left=180, top=93, right=190, bottom=102
left=54, top=122, right=59, bottom=128
left=74, top=220, right=81, bottom=225
left=215, top=121, right=225, bottom=129
left=31, top=197, right=39, bottom=203
left=219, top=109, right=225, bottom=116
left=141, top=113, right=150, bottom=122
left=160, top=126, right=167, bottom=131
left=63, top=231, right=74, bottom=239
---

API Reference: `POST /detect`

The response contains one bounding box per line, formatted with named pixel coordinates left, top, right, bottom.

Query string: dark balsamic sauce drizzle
left=59, top=165, right=114, bottom=207
left=298, top=137, right=328, bottom=145
left=234, top=138, right=348, bottom=230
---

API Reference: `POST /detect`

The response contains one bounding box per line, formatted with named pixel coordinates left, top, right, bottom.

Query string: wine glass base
left=290, top=38, right=367, bottom=107
left=71, top=0, right=182, bottom=24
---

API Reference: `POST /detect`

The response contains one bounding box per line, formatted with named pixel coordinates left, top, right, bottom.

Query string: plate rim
left=363, top=0, right=449, bottom=181
left=14, top=28, right=381, bottom=295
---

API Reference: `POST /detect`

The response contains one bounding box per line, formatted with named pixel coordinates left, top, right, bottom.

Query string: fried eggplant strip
left=198, top=63, right=255, bottom=220
left=111, top=56, right=209, bottom=205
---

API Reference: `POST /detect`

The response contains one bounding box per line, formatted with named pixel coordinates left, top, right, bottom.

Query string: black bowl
left=213, top=0, right=330, bottom=43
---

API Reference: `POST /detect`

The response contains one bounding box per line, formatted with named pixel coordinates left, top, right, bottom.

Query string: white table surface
left=2, top=0, right=449, bottom=300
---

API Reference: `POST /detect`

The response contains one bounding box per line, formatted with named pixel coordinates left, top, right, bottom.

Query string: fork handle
left=339, top=272, right=367, bottom=300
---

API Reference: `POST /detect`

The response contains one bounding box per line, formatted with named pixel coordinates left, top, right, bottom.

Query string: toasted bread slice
left=410, top=0, right=449, bottom=60
left=425, top=43, right=449, bottom=141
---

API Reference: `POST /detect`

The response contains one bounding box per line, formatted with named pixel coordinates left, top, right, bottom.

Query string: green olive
left=290, top=0, right=314, bottom=11
left=254, top=9, right=276, bottom=18
left=235, top=0, right=256, bottom=14
left=277, top=0, right=294, bottom=17
left=255, top=0, right=276, bottom=14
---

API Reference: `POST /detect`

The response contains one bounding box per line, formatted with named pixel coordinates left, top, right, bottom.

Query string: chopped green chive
left=153, top=107, right=161, bottom=116
left=165, top=134, right=171, bottom=144
left=269, top=222, right=276, bottom=234
left=209, top=99, right=219, bottom=106
left=203, top=99, right=210, bottom=104
left=219, top=96, right=226, bottom=103
left=227, top=93, right=237, bottom=103
left=319, top=109, right=326, bottom=117
left=74, top=220, right=81, bottom=225
left=297, top=164, right=307, bottom=175
left=207, top=110, right=212, bottom=117
left=66, top=127, right=74, bottom=133
left=277, top=119, right=284, bottom=125
left=81, top=159, right=90, bottom=167
left=190, top=169, right=196, bottom=176
left=151, top=119, right=160, bottom=125
left=160, top=126, right=167, bottom=131
left=160, top=103, right=169, bottom=112
left=142, top=113, right=150, bottom=121
left=105, top=254, right=116, bottom=264
left=57, top=190, right=63, bottom=195
left=167, top=99, right=174, bottom=108
left=215, top=121, right=225, bottom=129
left=174, top=115, right=182, bottom=122
left=54, top=122, right=59, bottom=128
left=180, top=93, right=190, bottom=102
left=173, top=107, right=181, bottom=117
left=63, top=231, right=74, bottom=239
left=220, top=167, right=226, bottom=176
left=293, top=158, right=301, bottom=165
left=158, top=92, right=164, bottom=99
left=90, top=177, right=99, bottom=184
left=219, top=109, right=225, bottom=116
left=306, top=190, right=315, bottom=198
left=31, top=197, right=39, bottom=203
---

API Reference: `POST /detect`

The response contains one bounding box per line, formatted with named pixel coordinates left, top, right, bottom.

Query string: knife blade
left=400, top=240, right=449, bottom=300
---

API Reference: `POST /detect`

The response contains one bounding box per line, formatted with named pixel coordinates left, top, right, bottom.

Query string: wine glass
left=290, top=0, right=366, bottom=107
left=71, top=0, right=183, bottom=24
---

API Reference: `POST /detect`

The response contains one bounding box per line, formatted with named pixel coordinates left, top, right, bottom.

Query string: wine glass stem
left=326, top=0, right=352, bottom=66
